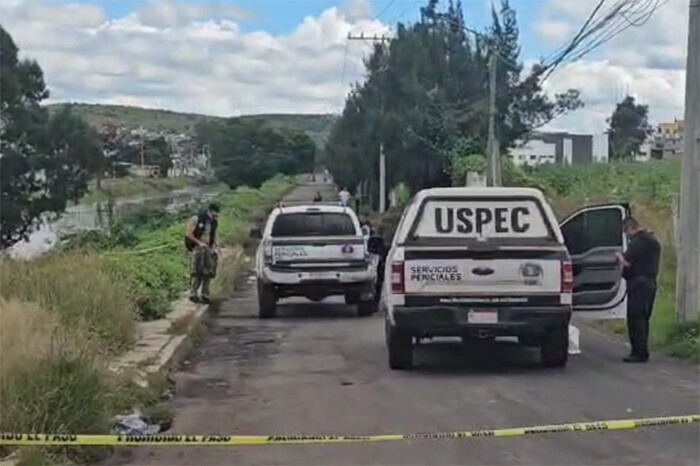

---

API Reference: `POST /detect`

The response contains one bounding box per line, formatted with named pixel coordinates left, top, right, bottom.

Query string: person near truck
left=184, top=202, right=220, bottom=304
left=615, top=217, right=661, bottom=363
left=339, top=187, right=351, bottom=206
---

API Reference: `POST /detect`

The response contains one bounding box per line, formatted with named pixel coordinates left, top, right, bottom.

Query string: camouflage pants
left=190, top=246, right=218, bottom=299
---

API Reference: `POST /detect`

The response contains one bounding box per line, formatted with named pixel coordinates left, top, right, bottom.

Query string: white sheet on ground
left=569, top=324, right=581, bottom=355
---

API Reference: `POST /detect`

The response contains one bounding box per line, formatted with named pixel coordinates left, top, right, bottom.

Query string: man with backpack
left=184, top=203, right=220, bottom=303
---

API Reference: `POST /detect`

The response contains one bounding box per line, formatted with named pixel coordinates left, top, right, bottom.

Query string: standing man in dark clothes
left=184, top=203, right=220, bottom=304
left=615, top=217, right=661, bottom=363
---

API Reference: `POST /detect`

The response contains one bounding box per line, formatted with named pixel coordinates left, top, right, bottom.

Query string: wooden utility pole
left=486, top=52, right=502, bottom=186
left=676, top=0, right=700, bottom=322
left=347, top=32, right=392, bottom=212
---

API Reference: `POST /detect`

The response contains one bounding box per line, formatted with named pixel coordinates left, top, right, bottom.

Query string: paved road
left=117, top=180, right=700, bottom=465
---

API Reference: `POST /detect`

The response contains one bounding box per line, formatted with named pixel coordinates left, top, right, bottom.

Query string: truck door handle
left=472, top=267, right=494, bottom=276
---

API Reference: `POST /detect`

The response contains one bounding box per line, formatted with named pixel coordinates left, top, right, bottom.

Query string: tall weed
left=0, top=253, right=136, bottom=353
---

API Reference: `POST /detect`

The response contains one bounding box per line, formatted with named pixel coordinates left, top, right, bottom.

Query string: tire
left=386, top=322, right=413, bottom=370
left=357, top=300, right=377, bottom=317
left=540, top=327, right=569, bottom=368
left=344, top=293, right=359, bottom=306
left=257, top=281, right=277, bottom=319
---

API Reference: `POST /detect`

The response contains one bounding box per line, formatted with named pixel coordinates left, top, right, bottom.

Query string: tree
left=325, top=0, right=583, bottom=207
left=195, top=118, right=316, bottom=189
left=607, top=96, right=652, bottom=160
left=0, top=26, right=101, bottom=249
left=143, top=137, right=171, bottom=177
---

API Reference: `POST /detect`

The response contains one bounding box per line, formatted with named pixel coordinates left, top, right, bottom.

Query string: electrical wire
left=374, top=0, right=397, bottom=21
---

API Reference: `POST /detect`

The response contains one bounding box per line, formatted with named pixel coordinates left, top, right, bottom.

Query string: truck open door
left=560, top=203, right=631, bottom=320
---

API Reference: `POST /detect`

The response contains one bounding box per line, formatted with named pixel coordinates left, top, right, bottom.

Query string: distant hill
left=46, top=103, right=336, bottom=147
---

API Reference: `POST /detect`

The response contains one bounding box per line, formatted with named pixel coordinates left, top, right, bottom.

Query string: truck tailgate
left=271, top=237, right=366, bottom=265
left=402, top=249, right=565, bottom=301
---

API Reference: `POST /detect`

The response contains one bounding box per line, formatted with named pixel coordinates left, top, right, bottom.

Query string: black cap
left=208, top=202, right=220, bottom=213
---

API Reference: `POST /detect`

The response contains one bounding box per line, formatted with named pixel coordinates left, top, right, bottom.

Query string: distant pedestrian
left=184, top=202, right=220, bottom=304
left=615, top=217, right=661, bottom=363
left=339, top=187, right=351, bottom=206
left=313, top=192, right=323, bottom=202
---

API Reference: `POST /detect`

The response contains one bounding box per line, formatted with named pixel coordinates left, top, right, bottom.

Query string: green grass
left=99, top=175, right=295, bottom=319
left=0, top=174, right=297, bottom=464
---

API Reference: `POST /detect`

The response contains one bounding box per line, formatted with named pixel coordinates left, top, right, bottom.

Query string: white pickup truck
left=381, top=187, right=629, bottom=370
left=250, top=203, right=384, bottom=318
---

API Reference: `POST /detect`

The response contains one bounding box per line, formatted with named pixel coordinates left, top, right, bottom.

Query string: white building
left=509, top=132, right=609, bottom=166
left=509, top=139, right=556, bottom=167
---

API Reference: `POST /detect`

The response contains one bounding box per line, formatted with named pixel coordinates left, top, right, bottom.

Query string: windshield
left=271, top=212, right=356, bottom=237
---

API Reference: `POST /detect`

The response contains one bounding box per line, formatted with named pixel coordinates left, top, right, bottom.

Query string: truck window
left=271, top=213, right=356, bottom=237
left=409, top=197, right=554, bottom=242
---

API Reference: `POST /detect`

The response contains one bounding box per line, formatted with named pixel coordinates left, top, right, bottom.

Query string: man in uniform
left=615, top=216, right=661, bottom=363
left=184, top=203, right=220, bottom=303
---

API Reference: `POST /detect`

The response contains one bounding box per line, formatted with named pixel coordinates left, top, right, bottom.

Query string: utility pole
left=676, top=0, right=700, bottom=322
left=486, top=52, right=501, bottom=186
left=348, top=32, right=391, bottom=212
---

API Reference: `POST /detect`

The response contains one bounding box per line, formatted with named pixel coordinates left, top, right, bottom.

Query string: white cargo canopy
left=398, top=187, right=563, bottom=243
left=397, top=187, right=565, bottom=297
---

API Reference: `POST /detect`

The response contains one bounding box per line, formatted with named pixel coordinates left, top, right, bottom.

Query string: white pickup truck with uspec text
left=381, top=187, right=630, bottom=370
left=250, top=203, right=384, bottom=318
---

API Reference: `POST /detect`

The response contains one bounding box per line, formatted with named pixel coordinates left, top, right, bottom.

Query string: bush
left=0, top=299, right=110, bottom=441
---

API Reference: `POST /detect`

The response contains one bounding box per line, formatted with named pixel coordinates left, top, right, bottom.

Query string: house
left=509, top=131, right=609, bottom=167
left=654, top=119, right=684, bottom=158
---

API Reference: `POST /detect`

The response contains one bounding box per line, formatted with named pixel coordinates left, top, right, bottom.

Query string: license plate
left=467, top=310, right=498, bottom=324
left=302, top=271, right=334, bottom=280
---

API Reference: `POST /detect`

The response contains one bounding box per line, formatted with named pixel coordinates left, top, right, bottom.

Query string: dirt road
left=116, top=180, right=700, bottom=465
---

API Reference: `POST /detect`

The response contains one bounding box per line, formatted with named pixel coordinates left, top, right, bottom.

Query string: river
left=8, top=185, right=226, bottom=260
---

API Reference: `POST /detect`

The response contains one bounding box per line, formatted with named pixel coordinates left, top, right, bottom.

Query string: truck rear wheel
left=357, top=300, right=377, bottom=317
left=386, top=322, right=413, bottom=370
left=257, top=281, right=277, bottom=319
left=541, top=327, right=569, bottom=368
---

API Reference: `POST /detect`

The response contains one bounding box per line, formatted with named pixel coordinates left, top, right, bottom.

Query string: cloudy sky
left=0, top=0, right=689, bottom=133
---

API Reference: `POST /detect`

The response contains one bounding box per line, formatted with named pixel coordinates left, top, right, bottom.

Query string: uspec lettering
left=434, top=207, right=531, bottom=234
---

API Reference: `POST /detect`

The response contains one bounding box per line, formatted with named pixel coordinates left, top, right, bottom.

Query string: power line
left=388, top=0, right=421, bottom=25
left=374, top=0, right=397, bottom=21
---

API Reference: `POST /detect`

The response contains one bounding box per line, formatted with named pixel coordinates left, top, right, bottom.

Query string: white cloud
left=0, top=0, right=687, bottom=134
left=535, top=20, right=572, bottom=42
left=538, top=0, right=688, bottom=132
left=0, top=0, right=386, bottom=117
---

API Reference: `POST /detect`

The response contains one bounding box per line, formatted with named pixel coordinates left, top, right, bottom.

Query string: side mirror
left=367, top=236, right=385, bottom=255
left=249, top=226, right=262, bottom=239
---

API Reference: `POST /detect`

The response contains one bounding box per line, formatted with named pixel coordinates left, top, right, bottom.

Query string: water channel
left=9, top=185, right=225, bottom=260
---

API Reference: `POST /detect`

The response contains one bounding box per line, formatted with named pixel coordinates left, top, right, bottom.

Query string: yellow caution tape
left=1, top=415, right=698, bottom=447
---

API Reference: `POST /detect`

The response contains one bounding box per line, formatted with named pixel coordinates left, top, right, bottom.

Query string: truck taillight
left=391, top=261, right=405, bottom=294
left=561, top=260, right=573, bottom=293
